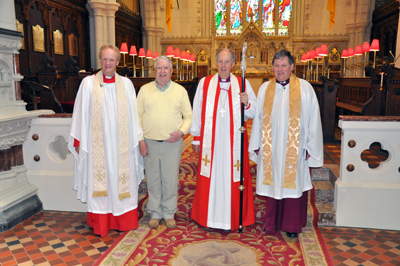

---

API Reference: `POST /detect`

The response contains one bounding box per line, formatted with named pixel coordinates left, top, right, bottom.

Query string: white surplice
left=190, top=75, right=256, bottom=229
left=68, top=75, right=145, bottom=216
left=248, top=79, right=324, bottom=200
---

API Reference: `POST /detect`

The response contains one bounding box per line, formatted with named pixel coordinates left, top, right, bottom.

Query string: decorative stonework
left=0, top=119, right=31, bottom=148
left=0, top=40, right=22, bottom=52
left=0, top=133, right=28, bottom=148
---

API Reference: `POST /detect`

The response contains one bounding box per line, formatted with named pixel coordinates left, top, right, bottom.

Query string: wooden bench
left=336, top=78, right=373, bottom=115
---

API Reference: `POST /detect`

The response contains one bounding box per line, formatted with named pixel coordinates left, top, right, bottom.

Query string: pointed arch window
left=215, top=0, right=291, bottom=37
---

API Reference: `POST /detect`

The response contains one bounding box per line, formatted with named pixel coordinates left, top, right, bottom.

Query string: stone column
left=106, top=2, right=120, bottom=46
left=86, top=0, right=119, bottom=69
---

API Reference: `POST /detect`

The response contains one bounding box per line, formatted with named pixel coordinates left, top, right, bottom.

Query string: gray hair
left=216, top=48, right=235, bottom=63
left=272, top=50, right=295, bottom=65
left=98, top=45, right=120, bottom=62
left=154, top=55, right=173, bottom=69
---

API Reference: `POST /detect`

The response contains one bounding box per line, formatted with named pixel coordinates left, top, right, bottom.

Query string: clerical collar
left=218, top=76, right=231, bottom=83
left=276, top=78, right=290, bottom=88
left=103, top=74, right=115, bottom=83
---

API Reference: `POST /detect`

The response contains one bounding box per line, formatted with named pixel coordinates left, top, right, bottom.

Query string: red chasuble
left=191, top=75, right=255, bottom=231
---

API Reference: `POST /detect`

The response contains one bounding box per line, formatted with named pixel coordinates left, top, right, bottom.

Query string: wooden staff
left=239, top=42, right=247, bottom=233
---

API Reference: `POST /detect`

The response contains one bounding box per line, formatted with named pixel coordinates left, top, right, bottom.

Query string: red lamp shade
left=319, top=44, right=328, bottom=56
left=166, top=46, right=174, bottom=57
left=129, top=45, right=137, bottom=56
left=146, top=49, right=152, bottom=59
left=306, top=52, right=310, bottom=61
left=362, top=42, right=370, bottom=53
left=348, top=48, right=354, bottom=57
left=355, top=45, right=362, bottom=55
left=370, top=39, right=379, bottom=51
left=315, top=47, right=322, bottom=58
left=190, top=54, right=195, bottom=62
left=310, top=50, right=316, bottom=59
left=174, top=48, right=180, bottom=58
left=153, top=51, right=159, bottom=59
left=138, top=48, right=145, bottom=57
left=181, top=51, right=187, bottom=61
left=120, top=43, right=128, bottom=54
left=342, top=49, right=348, bottom=58
left=300, top=53, right=306, bottom=62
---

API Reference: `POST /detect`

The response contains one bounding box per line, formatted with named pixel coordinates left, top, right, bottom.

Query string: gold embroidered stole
left=262, top=74, right=301, bottom=189
left=91, top=71, right=131, bottom=200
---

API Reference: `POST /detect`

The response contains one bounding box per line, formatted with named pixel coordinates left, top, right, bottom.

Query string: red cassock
left=74, top=138, right=139, bottom=237
left=191, top=75, right=255, bottom=231
left=87, top=210, right=138, bottom=237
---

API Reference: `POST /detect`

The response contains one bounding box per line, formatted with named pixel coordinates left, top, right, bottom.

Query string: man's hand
left=139, top=140, right=148, bottom=156
left=192, top=144, right=200, bottom=153
left=239, top=92, right=249, bottom=106
left=75, top=146, right=79, bottom=154
left=165, top=130, right=183, bottom=143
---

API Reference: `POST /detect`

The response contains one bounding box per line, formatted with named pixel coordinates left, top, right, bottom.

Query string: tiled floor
left=1, top=142, right=399, bottom=266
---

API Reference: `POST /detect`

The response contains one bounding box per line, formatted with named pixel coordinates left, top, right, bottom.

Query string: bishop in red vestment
left=190, top=49, right=256, bottom=231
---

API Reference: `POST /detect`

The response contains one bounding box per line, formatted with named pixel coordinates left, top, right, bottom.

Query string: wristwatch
left=180, top=130, right=184, bottom=137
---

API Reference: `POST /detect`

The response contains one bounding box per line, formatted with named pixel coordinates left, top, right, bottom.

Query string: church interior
left=1, top=0, right=400, bottom=265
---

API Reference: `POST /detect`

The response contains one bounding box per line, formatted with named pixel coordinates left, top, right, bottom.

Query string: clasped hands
left=139, top=130, right=183, bottom=157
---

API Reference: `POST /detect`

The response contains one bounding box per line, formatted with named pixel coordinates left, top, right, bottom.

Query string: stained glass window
left=214, top=0, right=291, bottom=37
left=230, top=0, right=243, bottom=36
left=246, top=0, right=259, bottom=24
left=262, top=0, right=275, bottom=35
left=278, top=0, right=291, bottom=36
left=215, top=0, right=228, bottom=36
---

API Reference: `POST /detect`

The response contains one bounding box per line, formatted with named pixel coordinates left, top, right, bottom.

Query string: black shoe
left=286, top=232, right=298, bottom=238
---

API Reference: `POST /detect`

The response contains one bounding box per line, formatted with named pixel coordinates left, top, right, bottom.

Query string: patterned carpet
left=94, top=135, right=333, bottom=266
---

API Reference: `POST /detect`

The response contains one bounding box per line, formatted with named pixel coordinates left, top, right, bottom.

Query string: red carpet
left=95, top=135, right=333, bottom=266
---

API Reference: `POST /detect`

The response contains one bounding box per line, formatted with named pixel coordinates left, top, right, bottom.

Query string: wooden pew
left=310, top=77, right=339, bottom=141
left=336, top=77, right=373, bottom=115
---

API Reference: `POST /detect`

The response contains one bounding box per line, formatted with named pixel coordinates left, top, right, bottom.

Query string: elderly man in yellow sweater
left=137, top=56, right=193, bottom=229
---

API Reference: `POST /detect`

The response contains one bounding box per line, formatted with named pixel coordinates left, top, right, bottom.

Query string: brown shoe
left=165, top=219, right=176, bottom=229
left=149, top=218, right=160, bottom=229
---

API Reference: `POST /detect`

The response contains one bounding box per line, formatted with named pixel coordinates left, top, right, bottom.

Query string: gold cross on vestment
left=234, top=160, right=241, bottom=171
left=202, top=155, right=210, bottom=166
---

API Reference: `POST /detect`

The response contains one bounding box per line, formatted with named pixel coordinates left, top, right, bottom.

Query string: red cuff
left=193, top=136, right=201, bottom=141
left=74, top=139, right=80, bottom=147
left=245, top=103, right=251, bottom=110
